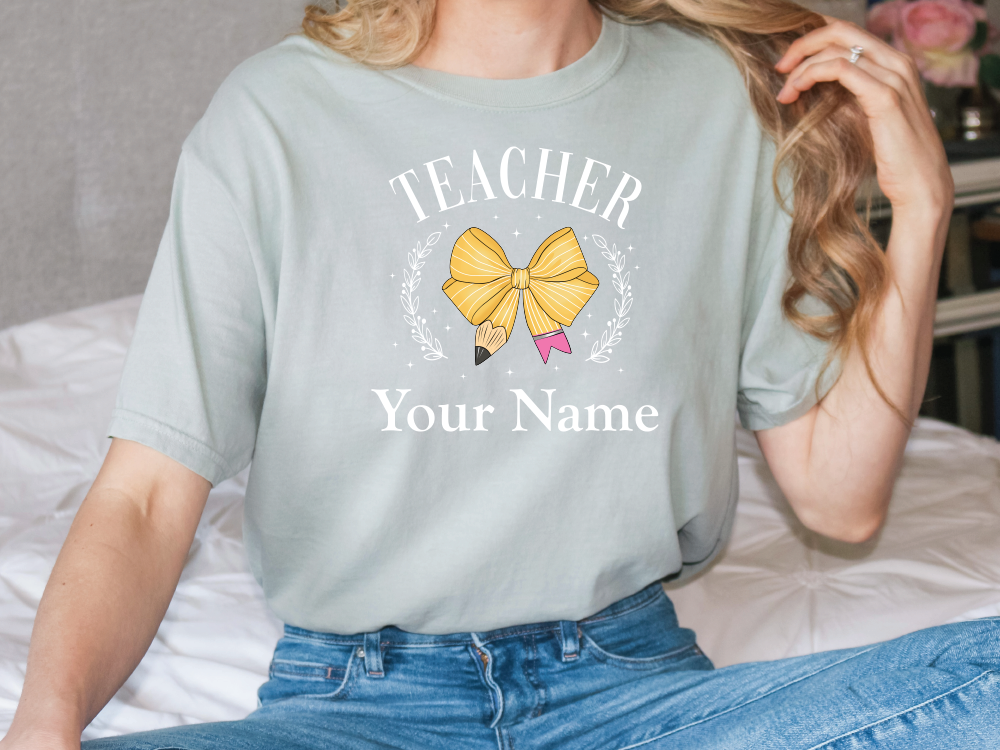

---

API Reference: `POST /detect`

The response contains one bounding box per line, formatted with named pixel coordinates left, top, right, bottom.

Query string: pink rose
left=866, top=0, right=988, bottom=87
left=916, top=48, right=980, bottom=87
left=968, top=1, right=988, bottom=22
left=900, top=0, right=976, bottom=53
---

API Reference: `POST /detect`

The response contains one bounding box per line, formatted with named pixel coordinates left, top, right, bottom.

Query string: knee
left=920, top=617, right=1000, bottom=672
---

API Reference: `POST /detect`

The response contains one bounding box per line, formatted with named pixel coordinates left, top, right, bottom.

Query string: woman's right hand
left=0, top=728, right=80, bottom=750
left=3, top=439, right=211, bottom=750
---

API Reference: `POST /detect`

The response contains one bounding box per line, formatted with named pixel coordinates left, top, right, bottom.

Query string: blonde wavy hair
left=303, top=0, right=899, bottom=421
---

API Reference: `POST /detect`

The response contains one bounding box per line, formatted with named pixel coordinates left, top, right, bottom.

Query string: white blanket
left=1, top=297, right=999, bottom=740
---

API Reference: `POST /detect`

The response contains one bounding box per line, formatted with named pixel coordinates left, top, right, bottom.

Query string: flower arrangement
left=866, top=0, right=995, bottom=88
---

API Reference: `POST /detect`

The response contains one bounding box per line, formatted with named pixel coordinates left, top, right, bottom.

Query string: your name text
left=372, top=389, right=659, bottom=432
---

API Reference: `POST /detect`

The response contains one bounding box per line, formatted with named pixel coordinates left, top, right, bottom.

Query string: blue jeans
left=83, top=582, right=1000, bottom=749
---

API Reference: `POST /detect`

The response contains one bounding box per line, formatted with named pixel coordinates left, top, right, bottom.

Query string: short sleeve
left=736, top=135, right=842, bottom=431
left=107, top=148, right=267, bottom=485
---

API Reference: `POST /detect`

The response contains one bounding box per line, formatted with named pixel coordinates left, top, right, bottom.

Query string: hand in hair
left=757, top=17, right=953, bottom=544
left=774, top=16, right=953, bottom=215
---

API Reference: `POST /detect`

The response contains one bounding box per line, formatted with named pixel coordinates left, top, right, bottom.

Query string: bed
left=1, top=296, right=999, bottom=740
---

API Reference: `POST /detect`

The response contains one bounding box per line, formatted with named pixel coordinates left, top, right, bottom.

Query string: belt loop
left=363, top=631, right=384, bottom=678
left=559, top=620, right=580, bottom=662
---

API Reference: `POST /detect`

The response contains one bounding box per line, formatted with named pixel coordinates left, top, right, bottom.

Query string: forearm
left=5, top=445, right=208, bottom=745
left=788, top=204, right=951, bottom=538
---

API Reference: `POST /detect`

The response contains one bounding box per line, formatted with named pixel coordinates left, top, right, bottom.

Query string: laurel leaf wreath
left=586, top=234, right=631, bottom=364
left=400, top=231, right=447, bottom=361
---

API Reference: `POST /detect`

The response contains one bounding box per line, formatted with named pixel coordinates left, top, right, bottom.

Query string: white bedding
left=1, top=296, right=999, bottom=740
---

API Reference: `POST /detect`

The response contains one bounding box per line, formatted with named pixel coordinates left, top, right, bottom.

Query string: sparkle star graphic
left=393, top=342, right=398, bottom=348
left=513, top=229, right=520, bottom=238
left=443, top=222, right=450, bottom=229
left=407, top=362, right=414, bottom=369
left=460, top=374, right=465, bottom=379
left=390, top=273, right=395, bottom=279
left=536, top=215, right=541, bottom=220
left=493, top=214, right=499, bottom=220
left=582, top=330, right=590, bottom=340
left=635, top=265, right=640, bottom=270
left=619, top=368, right=624, bottom=373
left=628, top=244, right=634, bottom=251
left=445, top=325, right=451, bottom=331
left=506, top=368, right=514, bottom=376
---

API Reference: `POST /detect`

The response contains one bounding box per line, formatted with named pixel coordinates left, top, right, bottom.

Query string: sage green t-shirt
left=108, top=14, right=841, bottom=634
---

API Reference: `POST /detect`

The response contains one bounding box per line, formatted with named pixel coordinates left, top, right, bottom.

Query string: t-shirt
left=108, top=13, right=841, bottom=635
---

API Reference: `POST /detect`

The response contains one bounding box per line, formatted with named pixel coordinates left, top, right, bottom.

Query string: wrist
left=887, top=202, right=952, bottom=258
left=5, top=697, right=83, bottom=746
left=0, top=726, right=79, bottom=750
left=886, top=167, right=955, bottom=223
left=890, top=200, right=952, bottom=230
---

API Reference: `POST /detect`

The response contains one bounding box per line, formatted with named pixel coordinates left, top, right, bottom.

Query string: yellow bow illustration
left=442, top=227, right=599, bottom=365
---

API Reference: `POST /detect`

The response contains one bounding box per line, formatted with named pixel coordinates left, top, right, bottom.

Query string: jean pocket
left=257, top=639, right=358, bottom=704
left=578, top=605, right=713, bottom=672
left=580, top=629, right=706, bottom=671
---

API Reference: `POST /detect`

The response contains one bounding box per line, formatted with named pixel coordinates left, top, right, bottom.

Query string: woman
left=3, top=0, right=995, bottom=747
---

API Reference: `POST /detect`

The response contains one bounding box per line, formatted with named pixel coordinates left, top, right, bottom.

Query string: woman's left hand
left=774, top=16, right=954, bottom=216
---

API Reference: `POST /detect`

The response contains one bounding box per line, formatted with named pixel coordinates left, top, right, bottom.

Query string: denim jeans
left=82, top=582, right=1000, bottom=749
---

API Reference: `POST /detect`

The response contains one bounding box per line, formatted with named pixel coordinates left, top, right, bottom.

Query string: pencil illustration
left=442, top=227, right=599, bottom=365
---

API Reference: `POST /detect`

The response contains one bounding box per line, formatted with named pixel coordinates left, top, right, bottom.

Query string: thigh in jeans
left=80, top=638, right=370, bottom=750
left=523, top=617, right=1000, bottom=750
left=81, top=628, right=499, bottom=750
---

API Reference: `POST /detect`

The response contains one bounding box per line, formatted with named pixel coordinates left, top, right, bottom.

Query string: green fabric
left=109, top=15, right=841, bottom=635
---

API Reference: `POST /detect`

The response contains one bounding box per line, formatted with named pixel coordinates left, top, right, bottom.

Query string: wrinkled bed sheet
left=1, top=296, right=999, bottom=739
